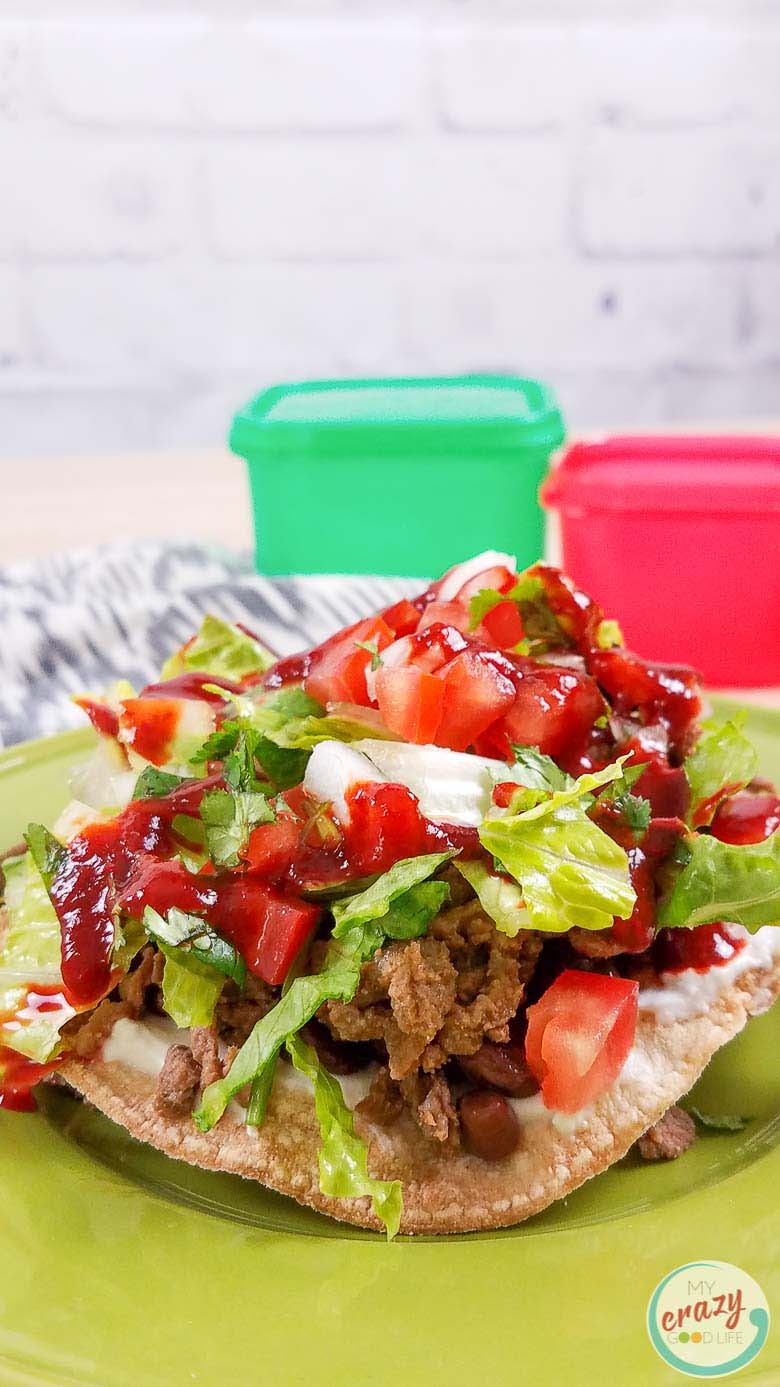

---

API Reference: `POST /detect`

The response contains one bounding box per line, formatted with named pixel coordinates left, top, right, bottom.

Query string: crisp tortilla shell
left=52, top=955, right=780, bottom=1235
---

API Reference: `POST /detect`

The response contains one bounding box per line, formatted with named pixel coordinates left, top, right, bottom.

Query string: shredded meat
left=637, top=1106, right=697, bottom=1161
left=64, top=998, right=134, bottom=1059
left=190, top=1023, right=223, bottom=1087
left=156, top=1044, right=201, bottom=1116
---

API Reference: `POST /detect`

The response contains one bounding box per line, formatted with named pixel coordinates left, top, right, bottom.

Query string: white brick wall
left=1, top=4, right=779, bottom=459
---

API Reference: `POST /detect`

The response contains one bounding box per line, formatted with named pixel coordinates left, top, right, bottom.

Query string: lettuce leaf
left=453, top=859, right=530, bottom=936
left=684, top=717, right=759, bottom=828
left=286, top=1033, right=402, bottom=1238
left=658, top=831, right=780, bottom=931
left=193, top=924, right=383, bottom=1133
left=162, top=615, right=275, bottom=682
left=0, top=852, right=74, bottom=1062
left=330, top=852, right=454, bottom=937
left=160, top=954, right=224, bottom=1029
left=266, top=714, right=398, bottom=752
left=479, top=761, right=635, bottom=932
left=379, top=880, right=450, bottom=939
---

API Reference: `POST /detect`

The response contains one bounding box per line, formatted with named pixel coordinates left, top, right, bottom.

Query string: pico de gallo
left=2, top=552, right=780, bottom=1236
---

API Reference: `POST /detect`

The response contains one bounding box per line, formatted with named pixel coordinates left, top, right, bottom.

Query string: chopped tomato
left=341, top=782, right=431, bottom=874
left=477, top=599, right=525, bottom=649
left=374, top=665, right=444, bottom=743
left=588, top=647, right=701, bottom=756
left=710, top=791, right=780, bottom=845
left=454, top=564, right=516, bottom=602
left=118, top=698, right=181, bottom=766
left=304, top=615, right=394, bottom=707
left=417, top=600, right=470, bottom=634
left=73, top=696, right=120, bottom=739
left=244, top=817, right=300, bottom=876
left=501, top=666, right=605, bottom=758
left=435, top=651, right=515, bottom=752
left=525, top=970, right=638, bottom=1114
left=381, top=598, right=421, bottom=636
left=214, top=878, right=319, bottom=986
left=624, top=741, right=691, bottom=820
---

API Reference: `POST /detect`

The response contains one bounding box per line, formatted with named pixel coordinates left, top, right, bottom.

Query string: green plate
left=2, top=710, right=780, bottom=1387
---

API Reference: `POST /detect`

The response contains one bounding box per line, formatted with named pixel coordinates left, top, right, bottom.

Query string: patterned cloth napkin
left=0, top=542, right=421, bottom=748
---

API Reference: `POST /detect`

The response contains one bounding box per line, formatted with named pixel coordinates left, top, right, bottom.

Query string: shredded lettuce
left=479, top=762, right=635, bottom=932
left=286, top=1033, right=402, bottom=1238
left=162, top=614, right=275, bottom=682
left=266, top=713, right=398, bottom=752
left=453, top=859, right=530, bottom=936
left=658, top=830, right=780, bottom=931
left=330, top=852, right=454, bottom=937
left=684, top=717, right=759, bottom=828
left=0, top=852, right=73, bottom=1062
left=193, top=923, right=383, bottom=1133
left=160, top=954, right=224, bottom=1029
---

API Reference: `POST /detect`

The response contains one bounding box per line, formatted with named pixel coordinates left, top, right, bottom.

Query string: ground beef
left=216, top=974, right=277, bottom=1046
left=410, top=1072, right=459, bottom=1146
left=190, top=1024, right=223, bottom=1087
left=568, top=927, right=627, bottom=960
left=156, top=1044, right=201, bottom=1116
left=637, top=1105, right=697, bottom=1161
left=355, top=1066, right=404, bottom=1129
left=117, top=946, right=163, bottom=1011
left=428, top=899, right=542, bottom=1056
left=324, top=936, right=457, bottom=1080
left=64, top=998, right=134, bottom=1058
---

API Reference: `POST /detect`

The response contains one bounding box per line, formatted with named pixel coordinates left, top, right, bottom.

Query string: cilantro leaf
left=23, top=824, right=66, bottom=893
left=200, top=787, right=274, bottom=868
left=143, top=905, right=247, bottom=988
left=132, top=767, right=187, bottom=801
left=687, top=1107, right=753, bottom=1133
left=509, top=746, right=573, bottom=793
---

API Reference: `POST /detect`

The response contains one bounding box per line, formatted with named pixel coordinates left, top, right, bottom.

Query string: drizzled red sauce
left=73, top=696, right=120, bottom=739
left=0, top=984, right=74, bottom=1110
left=48, top=775, right=221, bottom=1008
left=263, top=651, right=312, bottom=690
left=140, top=672, right=245, bottom=704
left=289, top=782, right=479, bottom=887
left=655, top=923, right=746, bottom=974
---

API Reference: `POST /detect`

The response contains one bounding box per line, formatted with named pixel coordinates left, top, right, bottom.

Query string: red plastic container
left=540, top=435, right=780, bottom=688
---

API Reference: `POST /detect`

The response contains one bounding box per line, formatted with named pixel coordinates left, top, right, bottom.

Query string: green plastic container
left=229, top=374, right=565, bottom=576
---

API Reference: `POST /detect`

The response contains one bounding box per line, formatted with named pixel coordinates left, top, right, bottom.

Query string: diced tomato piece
left=501, top=666, right=605, bottom=758
left=341, top=782, right=430, bottom=875
left=492, top=781, right=518, bottom=809
left=625, top=742, right=691, bottom=820
left=524, top=970, right=638, bottom=1114
left=417, top=601, right=470, bottom=634
left=435, top=651, right=515, bottom=752
left=710, top=791, right=780, bottom=845
left=588, top=647, right=702, bottom=756
left=454, top=564, right=516, bottom=602
left=374, top=665, right=445, bottom=744
left=478, top=600, right=525, bottom=649
left=244, top=817, right=300, bottom=876
left=215, top=878, right=319, bottom=986
left=304, top=616, right=394, bottom=707
left=381, top=598, right=421, bottom=637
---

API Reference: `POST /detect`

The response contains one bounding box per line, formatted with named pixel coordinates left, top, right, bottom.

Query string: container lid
left=230, top=374, right=565, bottom=459
left=541, top=435, right=780, bottom=516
